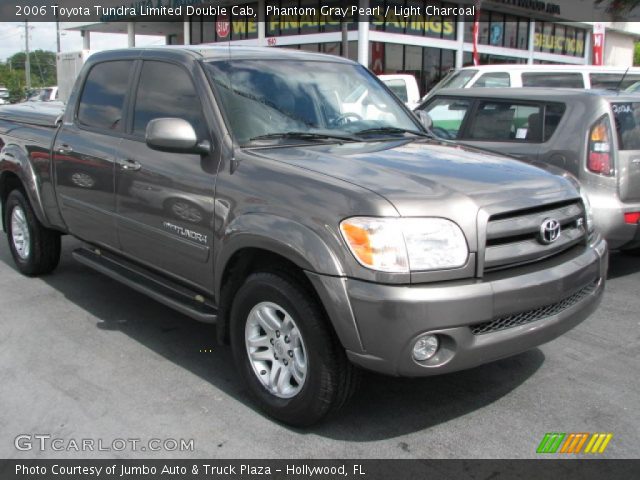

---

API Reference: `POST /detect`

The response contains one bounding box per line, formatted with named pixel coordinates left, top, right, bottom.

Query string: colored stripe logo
left=537, top=433, right=613, bottom=454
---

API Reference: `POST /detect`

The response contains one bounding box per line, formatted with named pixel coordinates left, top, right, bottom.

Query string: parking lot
left=1, top=236, right=638, bottom=459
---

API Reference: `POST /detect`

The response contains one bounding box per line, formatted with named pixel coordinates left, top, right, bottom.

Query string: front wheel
left=230, top=271, right=359, bottom=426
left=4, top=189, right=61, bottom=276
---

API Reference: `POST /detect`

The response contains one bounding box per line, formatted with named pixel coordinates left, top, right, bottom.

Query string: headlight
left=579, top=189, right=594, bottom=233
left=340, top=217, right=468, bottom=273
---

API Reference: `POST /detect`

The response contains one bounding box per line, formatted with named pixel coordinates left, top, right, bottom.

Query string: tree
left=635, top=42, right=640, bottom=66
left=6, top=50, right=57, bottom=88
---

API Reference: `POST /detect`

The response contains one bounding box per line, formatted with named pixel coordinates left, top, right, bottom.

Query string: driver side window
left=132, top=61, right=207, bottom=140
left=422, top=97, right=471, bottom=140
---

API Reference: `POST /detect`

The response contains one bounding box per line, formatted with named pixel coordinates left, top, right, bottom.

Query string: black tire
left=4, top=189, right=61, bottom=276
left=230, top=270, right=359, bottom=427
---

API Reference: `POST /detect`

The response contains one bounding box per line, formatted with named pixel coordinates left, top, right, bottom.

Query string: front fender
left=214, top=213, right=365, bottom=353
left=215, top=213, right=345, bottom=296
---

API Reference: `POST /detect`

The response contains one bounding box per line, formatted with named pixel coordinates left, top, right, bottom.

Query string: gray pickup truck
left=0, top=47, right=607, bottom=426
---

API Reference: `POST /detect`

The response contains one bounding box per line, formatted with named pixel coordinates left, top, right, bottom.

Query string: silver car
left=417, top=88, right=640, bottom=251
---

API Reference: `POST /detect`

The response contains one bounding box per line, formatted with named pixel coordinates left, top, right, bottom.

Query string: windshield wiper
left=248, top=132, right=358, bottom=143
left=354, top=127, right=432, bottom=138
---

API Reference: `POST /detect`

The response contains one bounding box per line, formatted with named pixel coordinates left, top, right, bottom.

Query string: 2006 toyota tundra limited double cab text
left=0, top=47, right=607, bottom=426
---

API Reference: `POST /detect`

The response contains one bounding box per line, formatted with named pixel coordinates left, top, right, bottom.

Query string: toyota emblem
left=539, top=218, right=561, bottom=245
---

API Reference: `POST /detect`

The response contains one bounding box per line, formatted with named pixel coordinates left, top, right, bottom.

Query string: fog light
left=412, top=335, right=439, bottom=361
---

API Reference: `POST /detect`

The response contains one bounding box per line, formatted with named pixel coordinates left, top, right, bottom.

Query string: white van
left=379, top=74, right=421, bottom=109
left=426, top=65, right=640, bottom=99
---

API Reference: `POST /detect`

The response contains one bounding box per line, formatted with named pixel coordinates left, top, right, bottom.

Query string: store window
left=463, top=52, right=527, bottom=66
left=534, top=22, right=586, bottom=57
left=464, top=11, right=529, bottom=50
left=370, top=0, right=457, bottom=40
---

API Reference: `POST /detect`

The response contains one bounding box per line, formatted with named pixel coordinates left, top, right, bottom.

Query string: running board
left=72, top=248, right=217, bottom=324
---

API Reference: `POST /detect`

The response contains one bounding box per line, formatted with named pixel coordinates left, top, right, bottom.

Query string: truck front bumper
left=310, top=237, right=607, bottom=377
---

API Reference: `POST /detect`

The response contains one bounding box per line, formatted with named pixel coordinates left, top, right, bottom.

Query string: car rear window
left=522, top=72, right=584, bottom=88
left=612, top=102, right=640, bottom=150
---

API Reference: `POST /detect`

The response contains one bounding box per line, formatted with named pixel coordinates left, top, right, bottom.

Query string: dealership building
left=62, top=0, right=640, bottom=94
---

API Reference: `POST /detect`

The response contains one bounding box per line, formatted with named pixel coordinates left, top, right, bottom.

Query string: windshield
left=204, top=59, right=420, bottom=146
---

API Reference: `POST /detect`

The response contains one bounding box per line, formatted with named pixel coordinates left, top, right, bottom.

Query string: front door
left=115, top=60, right=217, bottom=290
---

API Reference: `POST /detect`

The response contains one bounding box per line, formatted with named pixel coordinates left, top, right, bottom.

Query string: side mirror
left=414, top=110, right=433, bottom=131
left=145, top=118, right=211, bottom=154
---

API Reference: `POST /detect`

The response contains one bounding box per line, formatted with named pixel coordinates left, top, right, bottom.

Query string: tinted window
left=78, top=61, right=132, bottom=131
left=422, top=97, right=471, bottom=140
left=522, top=72, right=584, bottom=88
left=612, top=102, right=640, bottom=150
left=133, top=61, right=206, bottom=138
left=467, top=101, right=543, bottom=142
left=544, top=103, right=566, bottom=141
left=474, top=72, right=511, bottom=88
left=383, top=79, right=408, bottom=103
left=439, top=69, right=477, bottom=89
left=590, top=73, right=640, bottom=90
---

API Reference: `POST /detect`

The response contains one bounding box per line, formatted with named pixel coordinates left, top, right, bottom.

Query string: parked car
left=0, top=47, right=606, bottom=426
left=417, top=87, right=640, bottom=251
left=379, top=74, right=421, bottom=109
left=0, top=87, right=9, bottom=105
left=426, top=65, right=640, bottom=100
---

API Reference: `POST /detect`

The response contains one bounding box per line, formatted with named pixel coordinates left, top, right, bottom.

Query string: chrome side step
left=72, top=248, right=217, bottom=324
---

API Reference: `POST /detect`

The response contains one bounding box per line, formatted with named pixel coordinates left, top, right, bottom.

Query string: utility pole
left=24, top=20, right=31, bottom=90
left=56, top=18, right=61, bottom=53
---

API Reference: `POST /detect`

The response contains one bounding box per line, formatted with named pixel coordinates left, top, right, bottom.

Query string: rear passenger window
left=77, top=61, right=132, bottom=131
left=133, top=61, right=207, bottom=138
left=543, top=103, right=566, bottom=141
left=474, top=72, right=511, bottom=88
left=421, top=97, right=471, bottom=140
left=522, top=73, right=584, bottom=88
left=467, top=102, right=543, bottom=142
left=590, top=73, right=640, bottom=90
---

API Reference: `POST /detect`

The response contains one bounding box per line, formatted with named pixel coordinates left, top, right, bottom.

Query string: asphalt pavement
left=0, top=237, right=638, bottom=459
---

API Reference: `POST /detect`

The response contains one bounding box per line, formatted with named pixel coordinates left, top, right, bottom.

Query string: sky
left=0, top=22, right=165, bottom=62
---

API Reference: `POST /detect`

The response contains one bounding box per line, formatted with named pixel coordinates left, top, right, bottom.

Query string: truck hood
left=249, top=138, right=577, bottom=217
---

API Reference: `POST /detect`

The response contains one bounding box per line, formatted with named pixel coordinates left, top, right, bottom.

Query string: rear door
left=115, top=59, right=217, bottom=290
left=54, top=60, right=135, bottom=248
left=611, top=102, right=640, bottom=202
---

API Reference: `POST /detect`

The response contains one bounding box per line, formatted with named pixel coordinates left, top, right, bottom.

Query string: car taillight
left=624, top=212, right=640, bottom=224
left=587, top=117, right=613, bottom=176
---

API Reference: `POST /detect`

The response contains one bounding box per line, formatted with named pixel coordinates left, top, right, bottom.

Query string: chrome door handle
left=57, top=144, right=73, bottom=154
left=119, top=159, right=141, bottom=171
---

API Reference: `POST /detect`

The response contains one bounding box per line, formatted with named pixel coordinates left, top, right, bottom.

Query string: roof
left=88, top=45, right=356, bottom=64
left=455, top=64, right=640, bottom=73
left=433, top=87, right=640, bottom=103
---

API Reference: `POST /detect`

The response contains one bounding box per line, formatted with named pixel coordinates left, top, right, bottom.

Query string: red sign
left=371, top=42, right=384, bottom=74
left=216, top=15, right=230, bottom=39
left=592, top=23, right=605, bottom=66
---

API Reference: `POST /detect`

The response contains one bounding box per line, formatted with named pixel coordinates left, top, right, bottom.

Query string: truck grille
left=484, top=200, right=586, bottom=272
left=470, top=279, right=599, bottom=335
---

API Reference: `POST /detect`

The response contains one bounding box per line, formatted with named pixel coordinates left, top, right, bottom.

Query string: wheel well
left=217, top=248, right=324, bottom=345
left=0, top=172, right=24, bottom=230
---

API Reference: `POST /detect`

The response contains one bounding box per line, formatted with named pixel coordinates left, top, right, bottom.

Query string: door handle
left=57, top=144, right=73, bottom=154
left=119, top=159, right=141, bottom=172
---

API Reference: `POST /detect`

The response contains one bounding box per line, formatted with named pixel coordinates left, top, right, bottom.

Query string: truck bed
left=0, top=102, right=64, bottom=128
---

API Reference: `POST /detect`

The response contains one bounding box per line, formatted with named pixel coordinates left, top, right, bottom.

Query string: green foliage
left=0, top=50, right=57, bottom=101
left=635, top=42, right=640, bottom=67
